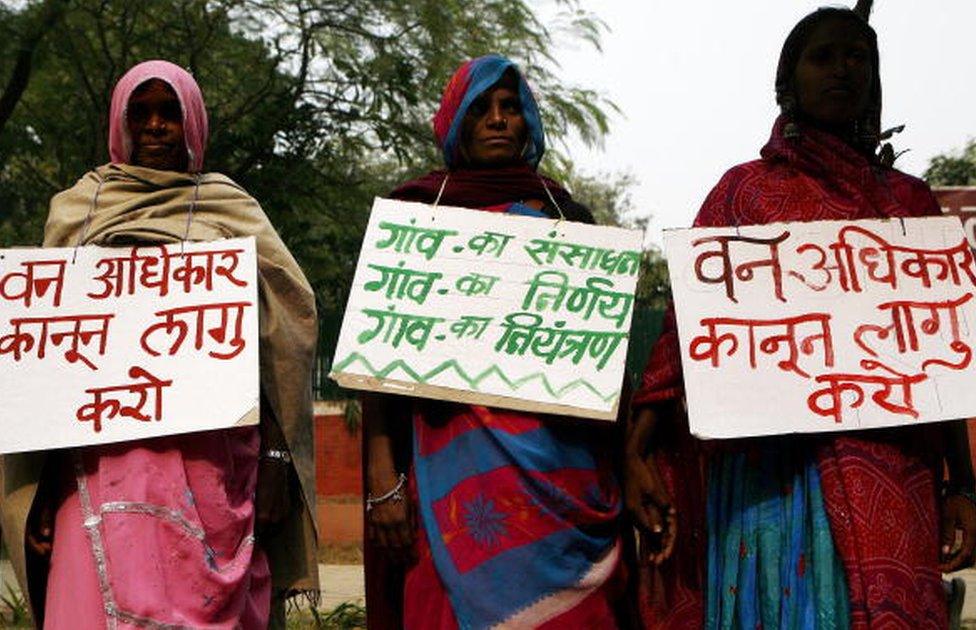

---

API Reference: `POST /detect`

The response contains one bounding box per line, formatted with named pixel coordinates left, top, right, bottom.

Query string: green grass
left=0, top=580, right=364, bottom=630
left=0, top=582, right=31, bottom=629
left=288, top=601, right=366, bottom=629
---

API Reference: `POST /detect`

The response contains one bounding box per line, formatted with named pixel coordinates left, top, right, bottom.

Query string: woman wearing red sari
left=627, top=7, right=976, bottom=629
left=363, top=55, right=624, bottom=629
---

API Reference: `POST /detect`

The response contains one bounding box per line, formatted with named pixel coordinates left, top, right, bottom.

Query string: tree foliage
left=0, top=0, right=614, bottom=310
left=924, top=139, right=976, bottom=187
left=563, top=167, right=669, bottom=309
left=0, top=0, right=68, bottom=135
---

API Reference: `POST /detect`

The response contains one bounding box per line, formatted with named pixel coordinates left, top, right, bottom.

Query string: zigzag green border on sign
left=332, top=352, right=620, bottom=403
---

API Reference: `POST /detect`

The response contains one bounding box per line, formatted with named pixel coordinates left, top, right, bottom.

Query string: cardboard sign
left=331, top=198, right=643, bottom=421
left=664, top=216, right=976, bottom=438
left=0, top=238, right=260, bottom=453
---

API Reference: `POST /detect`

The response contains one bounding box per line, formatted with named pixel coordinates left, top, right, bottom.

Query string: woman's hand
left=256, top=457, right=292, bottom=537
left=940, top=493, right=976, bottom=572
left=27, top=497, right=54, bottom=557
left=367, top=464, right=415, bottom=565
left=363, top=392, right=416, bottom=564
left=256, top=407, right=293, bottom=537
left=626, top=452, right=677, bottom=565
left=625, top=407, right=677, bottom=565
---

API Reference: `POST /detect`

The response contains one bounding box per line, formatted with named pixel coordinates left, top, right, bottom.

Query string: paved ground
left=951, top=568, right=976, bottom=625
left=318, top=564, right=365, bottom=610
left=6, top=561, right=976, bottom=623
left=0, top=560, right=364, bottom=613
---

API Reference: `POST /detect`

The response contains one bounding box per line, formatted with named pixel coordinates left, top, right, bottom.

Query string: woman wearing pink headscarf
left=0, top=60, right=319, bottom=628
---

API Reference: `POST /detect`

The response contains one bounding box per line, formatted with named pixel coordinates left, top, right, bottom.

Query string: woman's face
left=793, top=17, right=874, bottom=128
left=126, top=79, right=188, bottom=172
left=461, top=77, right=528, bottom=167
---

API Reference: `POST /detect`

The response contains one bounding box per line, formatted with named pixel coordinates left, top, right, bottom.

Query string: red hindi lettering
left=172, top=248, right=248, bottom=294
left=688, top=313, right=833, bottom=378
left=88, top=246, right=248, bottom=299
left=807, top=360, right=927, bottom=423
left=853, top=293, right=973, bottom=373
left=800, top=225, right=976, bottom=294
left=140, top=301, right=251, bottom=360
left=88, top=246, right=171, bottom=299
left=898, top=239, right=976, bottom=289
left=0, top=314, right=113, bottom=369
left=692, top=232, right=788, bottom=303
left=76, top=366, right=173, bottom=433
left=0, top=259, right=66, bottom=308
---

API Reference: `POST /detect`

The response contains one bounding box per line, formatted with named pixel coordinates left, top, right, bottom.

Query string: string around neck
left=73, top=176, right=106, bottom=264
left=537, top=174, right=566, bottom=221
left=180, top=174, right=203, bottom=256
left=433, top=173, right=449, bottom=208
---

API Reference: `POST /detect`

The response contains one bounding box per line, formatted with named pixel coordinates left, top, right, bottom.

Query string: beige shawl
left=1, top=163, right=319, bottom=612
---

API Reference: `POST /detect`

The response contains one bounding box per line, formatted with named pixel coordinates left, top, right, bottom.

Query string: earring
left=778, top=93, right=801, bottom=140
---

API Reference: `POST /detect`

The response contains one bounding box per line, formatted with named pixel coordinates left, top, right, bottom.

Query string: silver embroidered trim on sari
left=74, top=451, right=254, bottom=629
left=99, top=501, right=206, bottom=540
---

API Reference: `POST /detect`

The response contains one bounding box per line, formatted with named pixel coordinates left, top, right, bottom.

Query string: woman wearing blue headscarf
left=363, top=55, right=624, bottom=629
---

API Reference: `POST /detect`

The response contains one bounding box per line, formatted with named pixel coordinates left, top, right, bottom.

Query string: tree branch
left=0, top=0, right=70, bottom=135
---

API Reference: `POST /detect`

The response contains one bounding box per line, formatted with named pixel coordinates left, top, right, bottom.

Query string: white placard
left=331, top=198, right=643, bottom=421
left=0, top=238, right=260, bottom=453
left=664, top=216, right=976, bottom=438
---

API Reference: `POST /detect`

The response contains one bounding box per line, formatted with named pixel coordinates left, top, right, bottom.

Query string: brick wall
left=310, top=402, right=976, bottom=547
left=314, top=402, right=363, bottom=545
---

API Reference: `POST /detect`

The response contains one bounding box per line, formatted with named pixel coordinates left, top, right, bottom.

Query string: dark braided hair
left=775, top=8, right=882, bottom=158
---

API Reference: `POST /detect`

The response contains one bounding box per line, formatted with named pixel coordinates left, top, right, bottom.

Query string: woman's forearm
left=362, top=392, right=405, bottom=490
left=626, top=406, right=659, bottom=459
left=945, top=420, right=976, bottom=491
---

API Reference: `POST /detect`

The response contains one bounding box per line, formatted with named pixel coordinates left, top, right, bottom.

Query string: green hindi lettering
left=467, top=231, right=515, bottom=258
left=523, top=239, right=641, bottom=276
left=364, top=261, right=442, bottom=304
left=375, top=221, right=459, bottom=260
left=522, top=271, right=634, bottom=328
left=494, top=312, right=627, bottom=370
left=449, top=315, right=493, bottom=340
left=597, top=249, right=642, bottom=276
left=455, top=272, right=501, bottom=297
left=357, top=305, right=445, bottom=351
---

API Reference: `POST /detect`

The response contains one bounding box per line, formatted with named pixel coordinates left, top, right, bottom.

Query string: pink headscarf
left=108, top=60, right=209, bottom=172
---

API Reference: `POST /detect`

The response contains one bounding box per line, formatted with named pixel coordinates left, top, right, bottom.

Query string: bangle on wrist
left=367, top=473, right=407, bottom=513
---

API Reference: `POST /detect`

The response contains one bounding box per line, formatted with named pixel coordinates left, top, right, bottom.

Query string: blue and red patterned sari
left=406, top=404, right=621, bottom=629
left=386, top=55, right=623, bottom=629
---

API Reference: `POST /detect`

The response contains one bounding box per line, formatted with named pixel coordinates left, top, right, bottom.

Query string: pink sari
left=44, top=430, right=270, bottom=629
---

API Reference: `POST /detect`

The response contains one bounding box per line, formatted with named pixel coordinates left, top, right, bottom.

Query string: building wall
left=314, top=402, right=363, bottom=545
left=311, top=407, right=976, bottom=548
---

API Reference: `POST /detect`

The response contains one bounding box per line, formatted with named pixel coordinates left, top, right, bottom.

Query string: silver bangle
left=366, top=473, right=407, bottom=512
left=262, top=449, right=292, bottom=464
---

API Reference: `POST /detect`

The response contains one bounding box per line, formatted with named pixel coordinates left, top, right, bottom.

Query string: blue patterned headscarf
left=432, top=54, right=546, bottom=170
